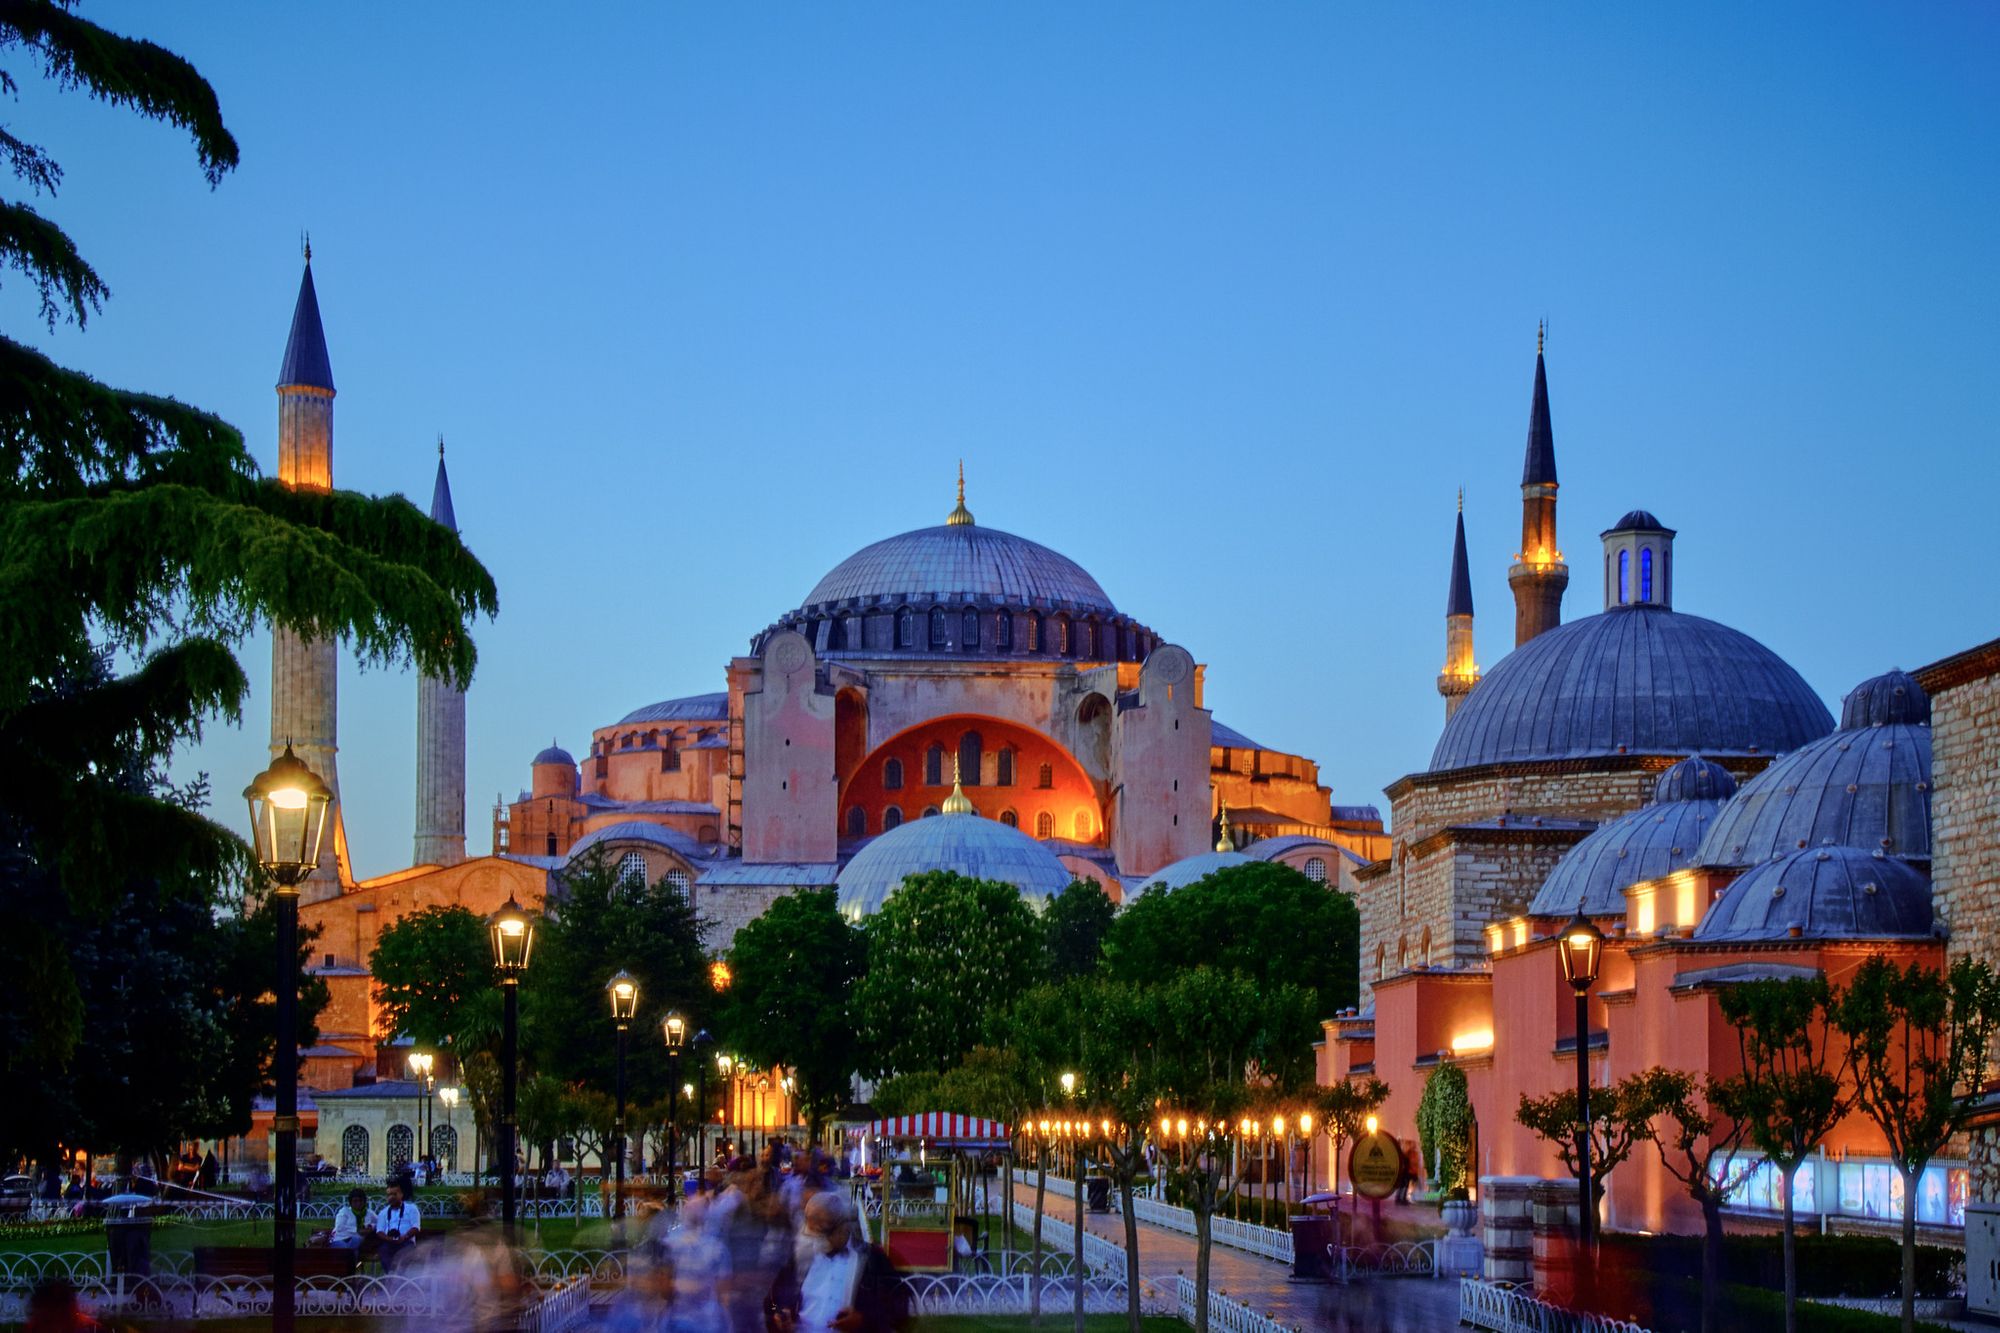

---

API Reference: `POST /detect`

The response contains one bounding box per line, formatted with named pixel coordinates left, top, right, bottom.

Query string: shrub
left=1414, top=1063, right=1473, bottom=1193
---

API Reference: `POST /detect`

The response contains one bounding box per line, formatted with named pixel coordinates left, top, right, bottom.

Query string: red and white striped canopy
left=868, top=1112, right=1010, bottom=1143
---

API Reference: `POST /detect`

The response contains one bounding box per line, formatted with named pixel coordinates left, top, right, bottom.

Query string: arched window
left=929, top=607, right=948, bottom=649
left=883, top=757, right=904, bottom=791
left=1024, top=614, right=1041, bottom=652
left=996, top=612, right=1013, bottom=651
left=387, top=1123, right=415, bottom=1172
left=1374, top=944, right=1387, bottom=981
left=925, top=744, right=945, bottom=787
left=922, top=806, right=940, bottom=819
left=1618, top=549, right=1630, bottom=604
left=962, top=608, right=980, bottom=650
left=958, top=732, right=983, bottom=785
left=846, top=806, right=866, bottom=838
left=1303, top=857, right=1328, bottom=883
left=1000, top=809, right=1019, bottom=829
left=1397, top=937, right=1408, bottom=972
left=341, top=1124, right=370, bottom=1173
left=430, top=1124, right=458, bottom=1172
left=1035, top=811, right=1054, bottom=839
left=1079, top=621, right=1095, bottom=658
left=897, top=609, right=915, bottom=648
left=1036, top=763, right=1054, bottom=790
left=883, top=806, right=903, bottom=831
left=662, top=742, right=680, bottom=772
left=1072, top=809, right=1092, bottom=840
left=545, top=833, right=558, bottom=857
left=619, top=851, right=648, bottom=886
left=1418, top=926, right=1432, bottom=966
left=1640, top=547, right=1654, bottom=602
left=1053, top=615, right=1071, bottom=656
left=996, top=748, right=1016, bottom=787
left=666, top=869, right=691, bottom=896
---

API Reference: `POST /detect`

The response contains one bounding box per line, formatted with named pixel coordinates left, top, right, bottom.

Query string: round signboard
left=1348, top=1130, right=1404, bottom=1200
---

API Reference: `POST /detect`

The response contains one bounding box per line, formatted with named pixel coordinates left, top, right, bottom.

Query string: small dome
left=1654, top=755, right=1737, bottom=804
left=1608, top=509, right=1669, bottom=532
left=799, top=524, right=1116, bottom=616
left=836, top=811, right=1073, bottom=916
left=1133, top=850, right=1255, bottom=897
left=1840, top=669, right=1931, bottom=728
left=1529, top=792, right=1728, bottom=918
left=1693, top=847, right=1932, bottom=942
left=533, top=744, right=575, bottom=767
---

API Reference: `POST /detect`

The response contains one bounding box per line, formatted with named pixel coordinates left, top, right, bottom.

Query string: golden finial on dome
left=1215, top=803, right=1234, bottom=853
left=941, top=753, right=977, bottom=815
left=946, top=460, right=975, bottom=527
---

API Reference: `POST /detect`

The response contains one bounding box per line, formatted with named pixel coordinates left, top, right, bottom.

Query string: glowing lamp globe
left=663, top=1011, right=687, bottom=1049
left=606, top=970, right=640, bottom=1025
left=1557, top=909, right=1606, bottom=992
left=243, top=744, right=334, bottom=892
left=488, top=897, right=536, bottom=977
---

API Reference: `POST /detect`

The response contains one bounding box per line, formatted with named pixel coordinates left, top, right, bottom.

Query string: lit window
left=666, top=869, right=690, bottom=896
left=996, top=748, right=1015, bottom=787
left=1037, top=763, right=1054, bottom=790
left=619, top=851, right=648, bottom=886
left=1073, top=809, right=1092, bottom=839
left=925, top=744, right=944, bottom=787
left=1000, top=809, right=1019, bottom=829
left=883, top=757, right=903, bottom=791
left=1035, top=811, right=1054, bottom=839
left=1304, top=857, right=1327, bottom=883
left=883, top=806, right=903, bottom=831
left=1641, top=548, right=1654, bottom=602
left=1618, top=549, right=1630, bottom=604
left=1025, top=614, right=1040, bottom=652
left=1054, top=616, right=1070, bottom=656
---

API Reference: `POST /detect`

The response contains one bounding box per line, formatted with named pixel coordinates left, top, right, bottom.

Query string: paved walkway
left=1006, top=1182, right=1464, bottom=1332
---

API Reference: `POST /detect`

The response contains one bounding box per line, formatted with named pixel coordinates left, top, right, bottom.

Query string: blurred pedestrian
left=767, top=1189, right=907, bottom=1333
left=25, top=1279, right=101, bottom=1333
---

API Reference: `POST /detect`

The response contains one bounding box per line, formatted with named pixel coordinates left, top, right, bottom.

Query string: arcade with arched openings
left=838, top=715, right=1102, bottom=844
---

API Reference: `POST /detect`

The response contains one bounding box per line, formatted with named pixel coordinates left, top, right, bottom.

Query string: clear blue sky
left=17, top=4, right=1997, bottom=877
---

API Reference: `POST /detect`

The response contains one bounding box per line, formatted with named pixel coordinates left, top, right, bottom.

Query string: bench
left=193, top=1246, right=358, bottom=1279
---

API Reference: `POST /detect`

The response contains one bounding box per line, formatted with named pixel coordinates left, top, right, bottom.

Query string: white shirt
left=330, top=1205, right=365, bottom=1242
left=798, top=1247, right=860, bottom=1333
left=376, top=1201, right=421, bottom=1238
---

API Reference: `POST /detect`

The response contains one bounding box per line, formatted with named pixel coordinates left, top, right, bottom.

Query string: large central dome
left=801, top=524, right=1117, bottom=615
left=1431, top=606, right=1832, bottom=772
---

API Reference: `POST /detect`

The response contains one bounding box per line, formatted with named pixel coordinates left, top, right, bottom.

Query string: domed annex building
left=1323, top=340, right=1971, bottom=1245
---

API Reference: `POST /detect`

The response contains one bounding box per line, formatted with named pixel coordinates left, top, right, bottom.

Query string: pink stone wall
left=1111, top=646, right=1212, bottom=877
left=740, top=633, right=838, bottom=865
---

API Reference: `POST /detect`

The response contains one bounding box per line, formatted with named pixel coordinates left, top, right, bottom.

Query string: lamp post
left=244, top=745, right=333, bottom=1333
left=663, top=1012, right=687, bottom=1203
left=406, top=1052, right=436, bottom=1180
left=691, top=1031, right=714, bottom=1177
left=439, top=1086, right=461, bottom=1172
left=717, top=1052, right=735, bottom=1159
left=488, top=897, right=536, bottom=1236
left=1556, top=908, right=1606, bottom=1255
left=606, top=971, right=639, bottom=1226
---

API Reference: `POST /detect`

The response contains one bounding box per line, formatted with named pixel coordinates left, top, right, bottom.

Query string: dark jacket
left=767, top=1242, right=908, bottom=1333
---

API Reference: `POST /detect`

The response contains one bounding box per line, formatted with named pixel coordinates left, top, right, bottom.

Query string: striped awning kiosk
left=868, top=1112, right=1011, bottom=1148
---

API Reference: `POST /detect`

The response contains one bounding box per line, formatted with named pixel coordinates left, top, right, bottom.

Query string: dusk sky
left=18, top=4, right=1996, bottom=877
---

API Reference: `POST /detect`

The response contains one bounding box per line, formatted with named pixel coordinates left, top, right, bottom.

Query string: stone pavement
left=1007, top=1183, right=1465, bottom=1332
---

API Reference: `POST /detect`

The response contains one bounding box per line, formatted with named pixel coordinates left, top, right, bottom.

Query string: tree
left=720, top=887, right=866, bottom=1133
left=1044, top=879, right=1116, bottom=979
left=370, top=906, right=492, bottom=1051
left=0, top=3, right=497, bottom=1063
left=854, top=871, right=1045, bottom=1076
left=1833, top=957, right=2000, bottom=1333
left=1712, top=977, right=1854, bottom=1333
left=1104, top=862, right=1359, bottom=1018
left=998, top=983, right=1085, bottom=1330
left=1628, top=1067, right=1757, bottom=1333
left=1312, top=1075, right=1389, bottom=1225
left=1418, top=1064, right=1478, bottom=1197
left=1515, top=1076, right=1655, bottom=1217
left=1072, top=977, right=1168, bottom=1333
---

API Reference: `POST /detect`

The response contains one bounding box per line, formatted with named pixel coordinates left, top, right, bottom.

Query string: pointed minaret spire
left=278, top=252, right=334, bottom=396
left=946, top=460, right=975, bottom=526
left=415, top=438, right=468, bottom=869
left=1508, top=325, right=1568, bottom=646
left=1439, top=492, right=1481, bottom=718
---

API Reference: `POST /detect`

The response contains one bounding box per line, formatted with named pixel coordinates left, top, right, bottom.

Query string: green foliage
left=1712, top=976, right=1853, bottom=1176
left=1515, top=1074, right=1656, bottom=1207
left=1103, top=862, right=1359, bottom=1019
left=523, top=849, right=711, bottom=1106
left=369, top=906, right=492, bottom=1050
left=869, top=1070, right=944, bottom=1118
left=1044, top=878, right=1116, bottom=979
left=1314, top=1075, right=1390, bottom=1157
left=720, top=887, right=865, bottom=1131
left=1415, top=1064, right=1475, bottom=1194
left=854, top=870, right=1046, bottom=1076
left=0, top=4, right=497, bottom=1066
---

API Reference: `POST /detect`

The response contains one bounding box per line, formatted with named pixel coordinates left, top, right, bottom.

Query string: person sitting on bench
left=329, top=1190, right=371, bottom=1252
left=373, top=1182, right=422, bottom=1271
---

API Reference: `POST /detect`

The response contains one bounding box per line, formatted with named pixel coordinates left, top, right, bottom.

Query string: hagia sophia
left=256, top=255, right=2000, bottom=1251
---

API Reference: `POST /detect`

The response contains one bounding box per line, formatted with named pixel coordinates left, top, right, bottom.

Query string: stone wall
left=700, top=883, right=795, bottom=952
left=1929, top=668, right=2000, bottom=970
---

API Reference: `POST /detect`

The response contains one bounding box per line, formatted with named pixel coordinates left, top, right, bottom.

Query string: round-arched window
left=883, top=806, right=903, bottom=831
left=897, top=609, right=915, bottom=648
left=430, top=1124, right=458, bottom=1172
left=883, top=757, right=903, bottom=791
left=618, top=851, right=648, bottom=886
left=1072, top=810, right=1092, bottom=840
left=1035, top=811, right=1054, bottom=839
left=1000, top=809, right=1019, bottom=829
left=962, top=608, right=980, bottom=650
left=1304, top=857, right=1328, bottom=883
left=666, top=869, right=691, bottom=896
left=341, top=1124, right=370, bottom=1173
left=387, top=1123, right=415, bottom=1172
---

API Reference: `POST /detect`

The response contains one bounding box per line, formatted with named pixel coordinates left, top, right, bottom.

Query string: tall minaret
left=1507, top=322, right=1568, bottom=646
left=414, top=437, right=468, bottom=868
left=1437, top=491, right=1480, bottom=718
left=270, top=242, right=346, bottom=901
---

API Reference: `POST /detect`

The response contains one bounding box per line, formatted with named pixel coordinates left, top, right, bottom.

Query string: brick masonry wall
left=1932, top=673, right=2000, bottom=970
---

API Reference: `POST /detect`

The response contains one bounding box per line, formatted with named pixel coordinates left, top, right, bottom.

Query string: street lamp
left=406, top=1052, right=436, bottom=1179
left=1556, top=907, right=1606, bottom=1251
left=606, top=971, right=639, bottom=1226
left=717, top=1053, right=735, bottom=1157
left=244, top=744, right=333, bottom=1333
left=488, top=896, right=536, bottom=1235
left=663, top=1012, right=687, bottom=1204
left=691, top=1030, right=715, bottom=1176
left=439, top=1085, right=461, bottom=1171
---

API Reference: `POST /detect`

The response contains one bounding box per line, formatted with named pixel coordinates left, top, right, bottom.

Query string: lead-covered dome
left=802, top=524, right=1116, bottom=615
left=533, top=744, right=575, bottom=767
left=836, top=809, right=1074, bottom=916
left=1529, top=755, right=1734, bottom=918
left=1692, top=846, right=1932, bottom=942
left=1430, top=606, right=1832, bottom=772
left=1131, top=849, right=1255, bottom=897
left=1695, top=670, right=1933, bottom=868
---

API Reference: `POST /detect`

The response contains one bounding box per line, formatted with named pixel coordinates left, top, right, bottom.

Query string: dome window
left=1641, top=548, right=1654, bottom=603
left=1024, top=614, right=1041, bottom=652
left=619, top=851, right=648, bottom=886
left=897, top=609, right=915, bottom=649
left=1304, top=857, right=1328, bottom=883
left=996, top=612, right=1013, bottom=651
left=1618, top=549, right=1630, bottom=605
left=962, top=608, right=980, bottom=650
left=929, top=607, right=948, bottom=650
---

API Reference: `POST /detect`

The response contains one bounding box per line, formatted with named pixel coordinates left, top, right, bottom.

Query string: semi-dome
left=1430, top=606, right=1832, bottom=772
left=1692, top=846, right=1933, bottom=942
left=618, top=692, right=730, bottom=726
left=1132, top=849, right=1255, bottom=897
left=1529, top=756, right=1732, bottom=918
left=1695, top=670, right=1933, bottom=868
left=533, top=743, right=575, bottom=767
left=835, top=808, right=1074, bottom=916
left=800, top=523, right=1117, bottom=615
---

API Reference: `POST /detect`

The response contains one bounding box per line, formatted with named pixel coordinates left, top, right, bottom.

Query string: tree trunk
left=1073, top=1150, right=1085, bottom=1333
left=1032, top=1153, right=1047, bottom=1327
left=1900, top=1165, right=1918, bottom=1333
left=1780, top=1161, right=1798, bottom=1333
left=1194, top=1203, right=1212, bottom=1333
left=1700, top=1192, right=1724, bottom=1333
left=1121, top=1173, right=1143, bottom=1333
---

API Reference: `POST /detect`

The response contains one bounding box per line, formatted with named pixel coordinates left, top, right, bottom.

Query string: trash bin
left=1085, top=1176, right=1111, bottom=1214
left=1289, top=1213, right=1333, bottom=1282
left=106, top=1216, right=153, bottom=1277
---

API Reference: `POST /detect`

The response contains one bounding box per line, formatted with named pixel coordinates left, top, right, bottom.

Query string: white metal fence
left=1330, top=1239, right=1437, bottom=1281
left=1121, top=1193, right=1295, bottom=1265
left=0, top=1271, right=587, bottom=1329
left=902, top=1272, right=1131, bottom=1315
left=1174, top=1274, right=1300, bottom=1333
left=1458, top=1278, right=1653, bottom=1333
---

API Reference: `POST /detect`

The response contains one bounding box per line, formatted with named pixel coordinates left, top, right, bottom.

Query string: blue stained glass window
left=1618, top=549, right=1630, bottom=604
left=1641, top=548, right=1654, bottom=602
